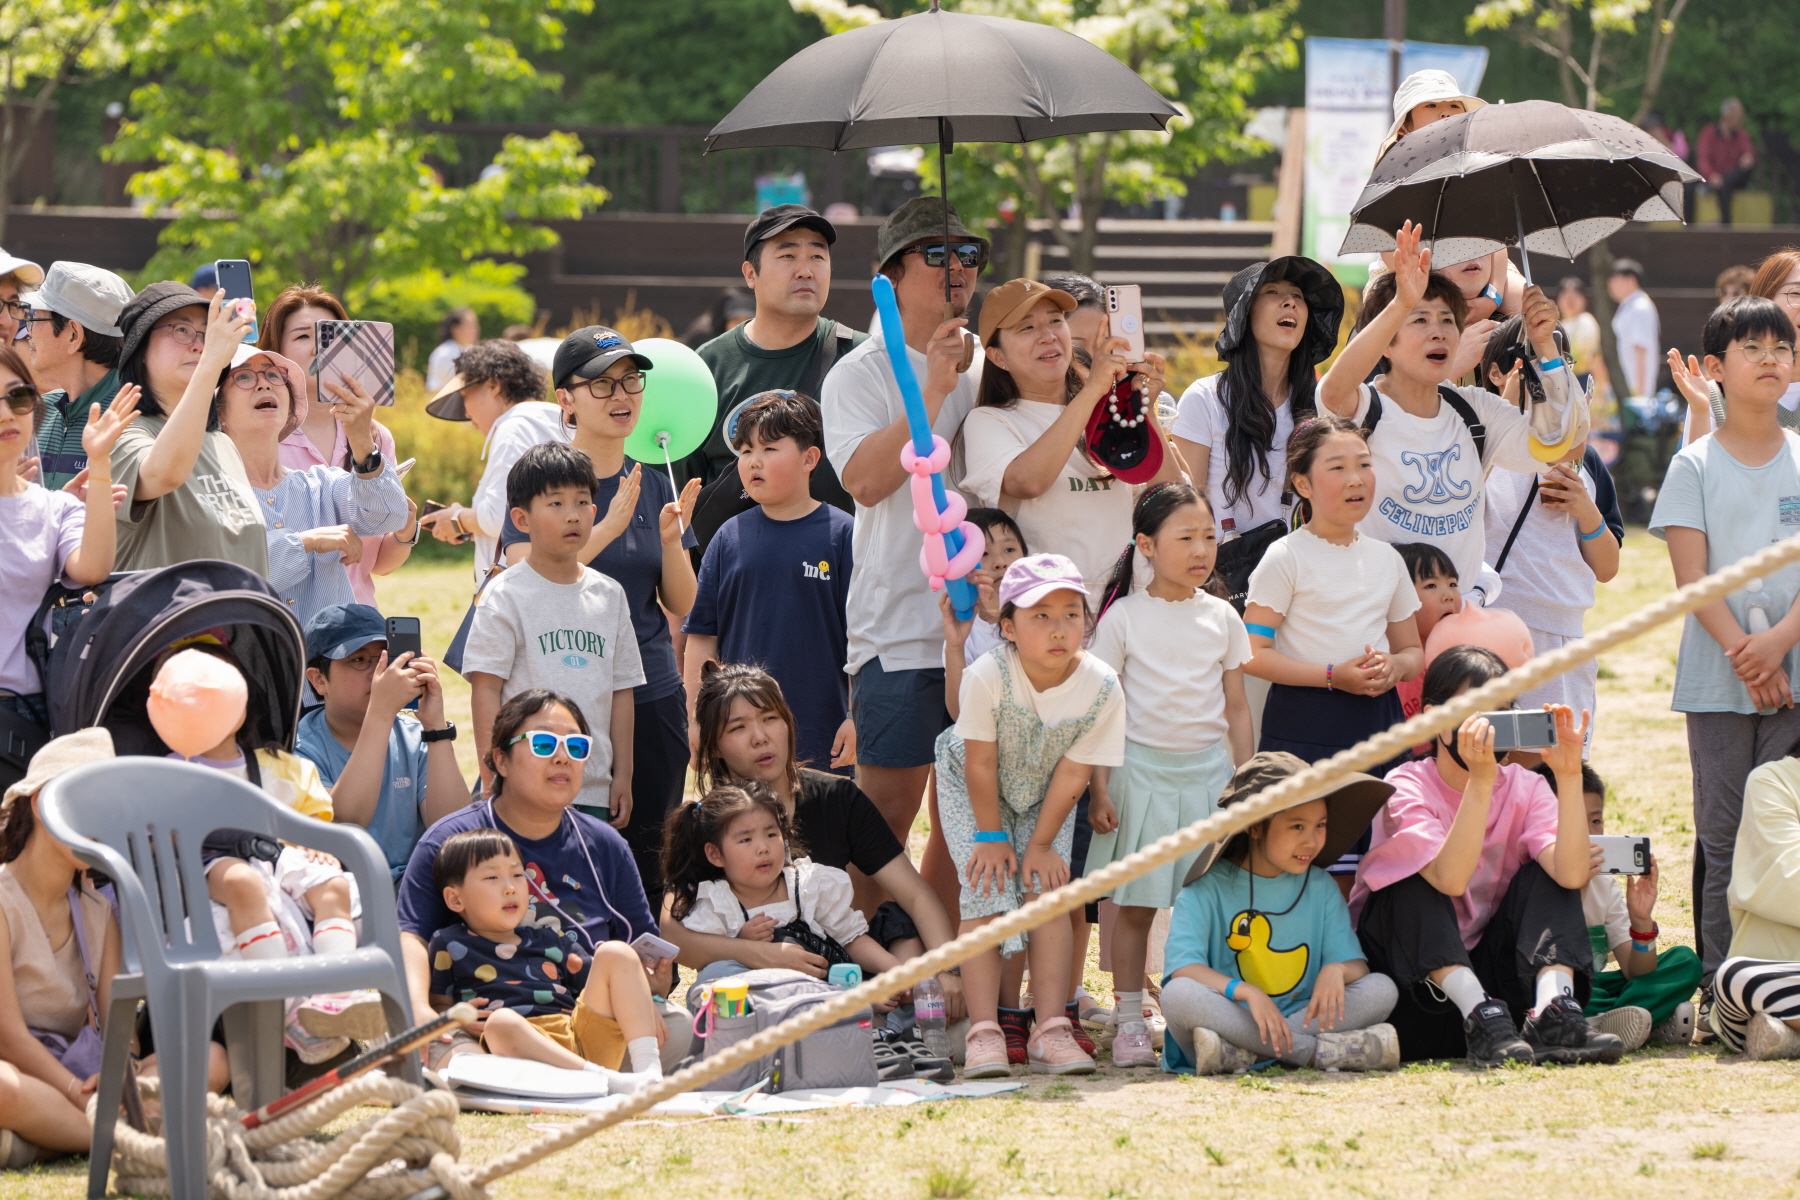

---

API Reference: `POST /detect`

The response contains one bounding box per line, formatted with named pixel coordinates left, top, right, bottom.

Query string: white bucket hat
left=1375, top=69, right=1486, bottom=163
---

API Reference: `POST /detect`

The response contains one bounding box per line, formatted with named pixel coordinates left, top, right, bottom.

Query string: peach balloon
left=1423, top=603, right=1535, bottom=671
left=147, top=649, right=249, bottom=759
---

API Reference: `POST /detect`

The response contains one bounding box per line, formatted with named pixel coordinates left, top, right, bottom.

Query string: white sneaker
left=1650, top=1001, right=1696, bottom=1046
left=1190, top=1027, right=1258, bottom=1075
left=1589, top=1006, right=1653, bottom=1052
left=1312, top=1023, right=1401, bottom=1071
left=1743, top=1012, right=1800, bottom=1061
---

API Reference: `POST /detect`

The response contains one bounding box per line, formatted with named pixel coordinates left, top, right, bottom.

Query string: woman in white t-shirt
left=1171, top=257, right=1343, bottom=541
left=958, top=279, right=1182, bottom=603
left=1318, top=222, right=1584, bottom=594
left=1244, top=418, right=1423, bottom=880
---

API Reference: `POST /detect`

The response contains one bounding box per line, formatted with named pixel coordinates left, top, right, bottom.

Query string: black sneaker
left=1464, top=1000, right=1534, bottom=1069
left=872, top=1028, right=916, bottom=1081
left=901, top=1029, right=956, bottom=1083
left=1521, top=994, right=1625, bottom=1065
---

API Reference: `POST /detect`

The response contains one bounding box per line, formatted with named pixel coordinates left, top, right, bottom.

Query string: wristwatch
left=351, top=448, right=383, bottom=475
left=421, top=721, right=457, bottom=744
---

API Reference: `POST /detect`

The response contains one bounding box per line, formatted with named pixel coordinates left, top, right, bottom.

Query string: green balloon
left=625, top=337, right=718, bottom=464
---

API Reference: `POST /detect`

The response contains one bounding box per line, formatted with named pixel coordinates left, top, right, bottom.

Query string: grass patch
left=922, top=1162, right=977, bottom=1199
left=1692, top=1141, right=1729, bottom=1160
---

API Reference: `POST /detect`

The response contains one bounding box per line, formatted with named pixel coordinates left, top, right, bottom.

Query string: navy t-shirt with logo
left=683, top=503, right=855, bottom=773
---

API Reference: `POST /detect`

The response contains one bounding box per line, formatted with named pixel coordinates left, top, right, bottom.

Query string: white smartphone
left=631, top=931, right=680, bottom=967
left=1593, top=835, right=1651, bottom=876
left=1105, top=284, right=1146, bottom=363
left=395, top=457, right=416, bottom=480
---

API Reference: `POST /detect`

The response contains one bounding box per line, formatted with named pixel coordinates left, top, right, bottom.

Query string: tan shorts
left=520, top=1006, right=626, bottom=1070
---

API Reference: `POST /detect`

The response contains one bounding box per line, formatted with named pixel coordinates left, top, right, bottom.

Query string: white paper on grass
left=442, top=1054, right=611, bottom=1099
left=447, top=1076, right=1026, bottom=1117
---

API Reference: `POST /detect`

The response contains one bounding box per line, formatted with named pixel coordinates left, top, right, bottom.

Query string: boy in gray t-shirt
left=465, top=445, right=645, bottom=818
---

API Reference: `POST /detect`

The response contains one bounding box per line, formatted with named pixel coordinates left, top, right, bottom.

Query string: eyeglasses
left=13, top=314, right=52, bottom=343
left=506, top=731, right=593, bottom=761
left=2, top=384, right=38, bottom=415
left=1729, top=342, right=1796, bottom=365
left=229, top=367, right=288, bottom=391
left=573, top=372, right=645, bottom=400
left=0, top=299, right=28, bottom=320
left=1778, top=287, right=1800, bottom=305
left=152, top=321, right=205, bottom=346
left=335, top=651, right=384, bottom=673
left=901, top=242, right=985, bottom=269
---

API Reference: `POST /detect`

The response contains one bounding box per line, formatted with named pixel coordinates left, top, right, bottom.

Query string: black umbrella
left=1338, top=99, right=1702, bottom=282
left=708, top=0, right=1180, bottom=309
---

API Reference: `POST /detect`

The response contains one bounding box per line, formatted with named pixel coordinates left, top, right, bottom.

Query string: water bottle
left=1746, top=578, right=1771, bottom=635
left=914, top=975, right=951, bottom=1060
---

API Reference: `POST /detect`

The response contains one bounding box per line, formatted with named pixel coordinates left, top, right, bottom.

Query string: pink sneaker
left=963, top=1021, right=1012, bottom=1079
left=1027, top=1017, right=1096, bottom=1075
left=1111, top=1021, right=1158, bottom=1068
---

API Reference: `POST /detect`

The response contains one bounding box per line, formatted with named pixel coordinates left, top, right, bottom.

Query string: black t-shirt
left=790, top=769, right=904, bottom=877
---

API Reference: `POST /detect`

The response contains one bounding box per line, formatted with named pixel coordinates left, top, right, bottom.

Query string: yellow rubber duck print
left=1227, top=909, right=1309, bottom=997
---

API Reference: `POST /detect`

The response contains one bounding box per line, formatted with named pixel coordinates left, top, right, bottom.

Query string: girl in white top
left=1319, top=222, right=1584, bottom=593
left=959, top=279, right=1183, bottom=604
left=662, top=784, right=900, bottom=995
left=1085, top=481, right=1254, bottom=1067
left=1171, top=257, right=1343, bottom=541
left=1244, top=418, right=1423, bottom=879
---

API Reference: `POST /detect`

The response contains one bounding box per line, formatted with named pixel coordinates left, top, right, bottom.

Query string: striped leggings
left=1712, top=957, right=1800, bottom=1052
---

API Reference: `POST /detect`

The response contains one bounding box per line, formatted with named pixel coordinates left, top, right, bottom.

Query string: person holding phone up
left=215, top=336, right=408, bottom=626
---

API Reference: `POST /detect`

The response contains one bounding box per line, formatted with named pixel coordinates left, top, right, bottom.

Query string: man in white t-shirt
left=1607, top=260, right=1660, bottom=400
left=822, top=196, right=987, bottom=854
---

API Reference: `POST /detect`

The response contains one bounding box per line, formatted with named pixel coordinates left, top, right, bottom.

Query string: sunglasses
left=3, top=384, right=38, bottom=415
left=902, top=242, right=985, bottom=269
left=506, top=731, right=593, bottom=761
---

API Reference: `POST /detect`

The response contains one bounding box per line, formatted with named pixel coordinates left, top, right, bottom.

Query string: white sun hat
left=1374, top=69, right=1487, bottom=164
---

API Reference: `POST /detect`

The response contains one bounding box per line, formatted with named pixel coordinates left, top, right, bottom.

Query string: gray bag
left=689, top=968, right=878, bottom=1092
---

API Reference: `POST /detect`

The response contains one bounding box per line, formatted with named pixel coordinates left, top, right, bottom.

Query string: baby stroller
left=35, top=560, right=304, bottom=755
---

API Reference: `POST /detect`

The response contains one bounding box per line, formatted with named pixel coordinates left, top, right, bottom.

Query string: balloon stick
left=655, top=430, right=685, bottom=536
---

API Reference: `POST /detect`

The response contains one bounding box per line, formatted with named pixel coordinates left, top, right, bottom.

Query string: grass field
left=10, top=530, right=1800, bottom=1200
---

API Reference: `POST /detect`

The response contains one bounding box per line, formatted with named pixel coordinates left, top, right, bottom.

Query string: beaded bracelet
left=1325, top=663, right=1335, bottom=692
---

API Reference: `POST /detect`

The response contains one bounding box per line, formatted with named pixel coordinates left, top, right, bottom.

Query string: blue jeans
left=0, top=693, right=48, bottom=726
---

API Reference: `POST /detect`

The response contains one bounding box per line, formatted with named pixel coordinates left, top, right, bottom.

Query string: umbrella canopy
left=1338, top=99, right=1702, bottom=268
left=706, top=5, right=1179, bottom=152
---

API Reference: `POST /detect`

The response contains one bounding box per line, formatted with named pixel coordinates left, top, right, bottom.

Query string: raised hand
left=1391, top=221, right=1432, bottom=310
left=80, top=384, right=141, bottom=463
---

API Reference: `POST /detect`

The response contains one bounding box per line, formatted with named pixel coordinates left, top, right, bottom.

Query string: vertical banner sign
left=1303, top=38, right=1488, bottom=287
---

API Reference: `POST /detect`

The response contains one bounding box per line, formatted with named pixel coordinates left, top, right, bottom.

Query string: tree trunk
left=1632, top=0, right=1692, bottom=125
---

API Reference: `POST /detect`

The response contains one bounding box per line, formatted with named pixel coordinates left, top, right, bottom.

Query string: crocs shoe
left=1744, top=1013, right=1800, bottom=1062
left=297, top=989, right=389, bottom=1042
left=1111, top=1020, right=1158, bottom=1068
left=1650, top=1001, right=1696, bottom=1046
left=1189, top=1027, right=1258, bottom=1075
left=963, top=1021, right=1012, bottom=1079
left=1027, top=1017, right=1096, bottom=1075
left=1589, top=1005, right=1653, bottom=1052
left=998, top=1007, right=1035, bottom=1066
left=284, top=996, right=350, bottom=1065
left=1311, top=1023, right=1400, bottom=1072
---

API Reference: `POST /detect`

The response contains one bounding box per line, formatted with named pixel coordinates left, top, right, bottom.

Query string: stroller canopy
left=48, top=561, right=305, bottom=756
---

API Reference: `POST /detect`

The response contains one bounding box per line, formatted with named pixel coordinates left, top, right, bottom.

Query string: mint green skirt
left=1085, top=739, right=1232, bottom=909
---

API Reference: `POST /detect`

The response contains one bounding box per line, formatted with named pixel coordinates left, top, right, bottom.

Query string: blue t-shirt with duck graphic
left=1164, top=860, right=1365, bottom=1017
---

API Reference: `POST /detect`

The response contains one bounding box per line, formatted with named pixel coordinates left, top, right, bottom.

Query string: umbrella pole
left=940, top=117, right=953, bottom=320
left=1513, top=190, right=1533, bottom=288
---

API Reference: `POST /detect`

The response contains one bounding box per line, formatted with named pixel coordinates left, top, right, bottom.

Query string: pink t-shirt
left=1351, top=759, right=1562, bottom=948
left=279, top=419, right=399, bottom=607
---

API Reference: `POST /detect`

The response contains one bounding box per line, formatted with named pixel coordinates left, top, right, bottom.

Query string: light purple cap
left=998, top=553, right=1087, bottom=610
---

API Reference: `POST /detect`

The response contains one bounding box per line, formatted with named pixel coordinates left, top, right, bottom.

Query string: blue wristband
left=1536, top=355, right=1566, bottom=372
left=1578, top=522, right=1606, bottom=541
left=1481, top=284, right=1503, bottom=307
left=1245, top=623, right=1276, bottom=639
left=1225, top=979, right=1242, bottom=1001
left=973, top=831, right=1009, bottom=844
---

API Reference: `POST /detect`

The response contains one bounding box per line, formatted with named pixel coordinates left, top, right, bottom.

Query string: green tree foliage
left=359, top=263, right=538, bottom=372
left=1466, top=0, right=1688, bottom=120
left=109, top=0, right=607, bottom=302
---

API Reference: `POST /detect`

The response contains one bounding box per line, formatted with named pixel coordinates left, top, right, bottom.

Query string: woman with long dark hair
left=1170, top=257, right=1343, bottom=543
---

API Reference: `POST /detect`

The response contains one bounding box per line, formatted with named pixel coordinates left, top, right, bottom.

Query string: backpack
left=1361, top=383, right=1488, bottom=465
left=686, top=967, right=879, bottom=1093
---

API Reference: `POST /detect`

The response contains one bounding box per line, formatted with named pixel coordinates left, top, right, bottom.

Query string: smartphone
left=422, top=500, right=471, bottom=544
left=631, top=931, right=680, bottom=968
left=1105, top=284, right=1146, bottom=363
left=214, top=259, right=257, bottom=343
left=1472, top=708, right=1558, bottom=753
left=384, top=616, right=422, bottom=663
left=1592, top=834, right=1651, bottom=876
left=312, top=319, right=397, bottom=407
left=395, top=457, right=416, bottom=480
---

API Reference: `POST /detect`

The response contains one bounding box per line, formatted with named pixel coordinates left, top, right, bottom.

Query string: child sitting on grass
left=1161, top=753, right=1400, bottom=1074
left=1530, top=762, right=1701, bottom=1049
left=428, top=829, right=665, bottom=1087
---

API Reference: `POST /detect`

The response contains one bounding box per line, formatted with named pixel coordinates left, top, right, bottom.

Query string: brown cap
left=976, top=278, right=1077, bottom=344
left=1180, top=751, right=1394, bottom=887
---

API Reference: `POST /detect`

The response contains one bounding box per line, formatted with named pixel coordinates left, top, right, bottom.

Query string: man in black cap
left=686, top=205, right=867, bottom=548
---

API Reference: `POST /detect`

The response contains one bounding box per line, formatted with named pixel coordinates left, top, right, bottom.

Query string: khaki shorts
left=519, top=1006, right=626, bottom=1070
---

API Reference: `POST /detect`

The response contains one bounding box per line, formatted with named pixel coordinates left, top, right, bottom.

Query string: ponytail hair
left=1097, top=482, right=1221, bottom=619
left=1283, top=415, right=1367, bottom=524
left=659, top=783, right=804, bottom=921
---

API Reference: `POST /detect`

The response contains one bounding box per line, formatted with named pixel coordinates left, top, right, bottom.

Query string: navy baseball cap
left=305, top=603, right=387, bottom=662
left=551, top=325, right=654, bottom=392
left=189, top=263, right=218, bottom=291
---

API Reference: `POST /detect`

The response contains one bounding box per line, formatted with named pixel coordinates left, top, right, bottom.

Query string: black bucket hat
left=118, top=281, right=211, bottom=365
left=1214, top=256, right=1344, bottom=368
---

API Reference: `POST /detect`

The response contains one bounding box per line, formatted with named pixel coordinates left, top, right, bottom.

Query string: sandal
left=962, top=1021, right=1012, bottom=1079
left=1027, top=1016, right=1096, bottom=1075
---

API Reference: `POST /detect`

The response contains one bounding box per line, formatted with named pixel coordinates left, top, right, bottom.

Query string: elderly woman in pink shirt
left=1350, top=646, right=1624, bottom=1068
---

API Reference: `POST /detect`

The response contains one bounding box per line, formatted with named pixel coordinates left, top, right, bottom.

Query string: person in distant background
left=0, top=248, right=42, bottom=346
left=187, top=263, right=219, bottom=302
left=1607, top=259, right=1659, bottom=401
left=1698, top=98, right=1757, bottom=227
left=425, top=307, right=479, bottom=392
left=680, top=289, right=756, bottom=351
left=1642, top=112, right=1690, bottom=163
left=1716, top=265, right=1755, bottom=302
left=1555, top=276, right=1608, bottom=402
left=502, top=325, right=534, bottom=342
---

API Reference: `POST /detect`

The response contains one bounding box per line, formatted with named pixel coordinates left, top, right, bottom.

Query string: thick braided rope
left=464, top=532, right=1800, bottom=1189
left=104, top=1074, right=482, bottom=1200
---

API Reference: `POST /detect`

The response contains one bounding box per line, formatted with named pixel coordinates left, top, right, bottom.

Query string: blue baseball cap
left=304, top=603, right=387, bottom=662
left=189, top=263, right=218, bottom=291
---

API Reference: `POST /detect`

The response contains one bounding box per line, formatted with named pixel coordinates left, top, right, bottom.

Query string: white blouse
left=681, top=858, right=868, bottom=947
